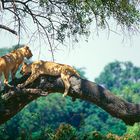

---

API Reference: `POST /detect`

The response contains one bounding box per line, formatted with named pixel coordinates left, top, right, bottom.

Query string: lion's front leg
left=18, top=71, right=41, bottom=88
left=4, top=70, right=14, bottom=88
left=11, top=65, right=19, bottom=80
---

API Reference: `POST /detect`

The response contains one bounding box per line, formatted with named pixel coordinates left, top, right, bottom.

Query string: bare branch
left=0, top=24, right=17, bottom=35
left=34, top=18, right=55, bottom=61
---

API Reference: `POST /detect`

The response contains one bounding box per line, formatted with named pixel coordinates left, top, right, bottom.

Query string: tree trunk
left=0, top=74, right=140, bottom=125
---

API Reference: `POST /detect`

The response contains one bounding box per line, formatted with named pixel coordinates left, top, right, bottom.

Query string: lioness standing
left=0, top=45, right=33, bottom=88
left=18, top=60, right=80, bottom=97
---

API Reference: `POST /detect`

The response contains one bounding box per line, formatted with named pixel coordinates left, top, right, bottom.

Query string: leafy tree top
left=0, top=0, right=139, bottom=43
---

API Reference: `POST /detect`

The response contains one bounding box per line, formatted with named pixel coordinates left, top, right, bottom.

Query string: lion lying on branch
left=18, top=60, right=80, bottom=97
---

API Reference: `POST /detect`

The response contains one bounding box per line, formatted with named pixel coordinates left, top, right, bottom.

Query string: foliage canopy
left=0, top=0, right=140, bottom=49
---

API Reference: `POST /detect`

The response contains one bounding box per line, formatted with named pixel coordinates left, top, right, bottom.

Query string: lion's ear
left=23, top=45, right=29, bottom=49
left=25, top=46, right=29, bottom=49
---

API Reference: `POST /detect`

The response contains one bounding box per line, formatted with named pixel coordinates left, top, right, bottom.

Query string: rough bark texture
left=0, top=74, right=140, bottom=126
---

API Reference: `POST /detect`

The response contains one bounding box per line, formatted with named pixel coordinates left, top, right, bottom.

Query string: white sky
left=55, top=30, right=140, bottom=81
left=0, top=27, right=140, bottom=81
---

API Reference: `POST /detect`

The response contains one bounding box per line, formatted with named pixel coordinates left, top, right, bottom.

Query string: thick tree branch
left=0, top=74, right=140, bottom=125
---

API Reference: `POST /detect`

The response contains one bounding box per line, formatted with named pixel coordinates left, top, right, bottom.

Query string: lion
left=0, top=45, right=33, bottom=88
left=18, top=60, right=80, bottom=97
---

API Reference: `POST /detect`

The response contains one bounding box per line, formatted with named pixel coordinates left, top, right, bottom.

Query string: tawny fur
left=0, top=45, right=33, bottom=88
left=18, top=60, right=80, bottom=97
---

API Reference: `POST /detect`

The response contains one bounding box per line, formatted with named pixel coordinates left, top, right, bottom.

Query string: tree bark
left=0, top=74, right=140, bottom=126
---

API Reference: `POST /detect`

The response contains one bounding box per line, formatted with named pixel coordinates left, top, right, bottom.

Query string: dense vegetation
left=0, top=48, right=140, bottom=139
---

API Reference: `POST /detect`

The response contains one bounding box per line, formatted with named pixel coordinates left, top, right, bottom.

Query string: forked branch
left=0, top=24, right=17, bottom=35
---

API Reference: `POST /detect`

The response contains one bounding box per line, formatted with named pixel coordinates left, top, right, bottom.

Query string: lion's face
left=22, top=46, right=33, bottom=59
left=20, top=62, right=31, bottom=75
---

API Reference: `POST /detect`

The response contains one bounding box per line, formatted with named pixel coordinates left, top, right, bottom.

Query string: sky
left=0, top=27, right=140, bottom=81
left=55, top=30, right=140, bottom=81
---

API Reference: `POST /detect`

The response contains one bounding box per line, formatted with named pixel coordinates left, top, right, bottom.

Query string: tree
left=1, top=73, right=140, bottom=126
left=0, top=59, right=127, bottom=137
left=0, top=0, right=140, bottom=59
left=0, top=0, right=140, bottom=131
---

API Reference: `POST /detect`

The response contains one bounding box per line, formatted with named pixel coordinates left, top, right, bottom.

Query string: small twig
left=34, top=18, right=55, bottom=61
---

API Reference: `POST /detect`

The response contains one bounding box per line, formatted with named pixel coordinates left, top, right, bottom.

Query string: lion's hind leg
left=61, top=73, right=70, bottom=97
